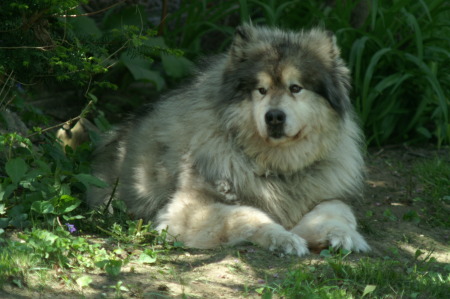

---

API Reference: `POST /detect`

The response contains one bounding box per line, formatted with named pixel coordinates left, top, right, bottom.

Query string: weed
left=413, top=157, right=450, bottom=227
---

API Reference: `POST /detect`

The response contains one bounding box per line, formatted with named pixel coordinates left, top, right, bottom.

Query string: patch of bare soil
left=361, top=146, right=449, bottom=263
left=1, top=147, right=448, bottom=298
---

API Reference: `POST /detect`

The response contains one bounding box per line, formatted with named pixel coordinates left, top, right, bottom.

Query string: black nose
left=265, top=109, right=286, bottom=126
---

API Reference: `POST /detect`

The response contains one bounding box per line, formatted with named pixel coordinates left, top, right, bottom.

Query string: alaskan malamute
left=88, top=24, right=370, bottom=255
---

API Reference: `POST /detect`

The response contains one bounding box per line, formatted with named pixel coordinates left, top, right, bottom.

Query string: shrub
left=0, top=0, right=191, bottom=98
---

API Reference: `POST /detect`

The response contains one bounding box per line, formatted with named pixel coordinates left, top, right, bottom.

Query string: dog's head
left=218, top=25, right=357, bottom=171
left=219, top=25, right=361, bottom=173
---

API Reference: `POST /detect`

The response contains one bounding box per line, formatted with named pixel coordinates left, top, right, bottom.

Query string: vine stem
left=26, top=100, right=94, bottom=138
left=56, top=0, right=127, bottom=18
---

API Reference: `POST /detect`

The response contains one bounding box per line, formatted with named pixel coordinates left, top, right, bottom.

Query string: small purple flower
left=65, top=223, right=76, bottom=233
left=15, top=83, right=25, bottom=93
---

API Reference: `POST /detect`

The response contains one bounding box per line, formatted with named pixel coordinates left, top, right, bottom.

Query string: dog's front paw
left=253, top=223, right=309, bottom=256
left=269, top=231, right=310, bottom=256
left=328, top=227, right=370, bottom=253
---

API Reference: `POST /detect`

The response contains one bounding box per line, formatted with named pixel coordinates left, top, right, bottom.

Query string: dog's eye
left=289, top=84, right=302, bottom=94
left=258, top=88, right=267, bottom=95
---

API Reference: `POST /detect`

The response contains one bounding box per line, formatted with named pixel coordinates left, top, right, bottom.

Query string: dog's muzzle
left=265, top=109, right=286, bottom=139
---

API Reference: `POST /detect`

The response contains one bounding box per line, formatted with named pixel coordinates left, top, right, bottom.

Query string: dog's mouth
left=264, top=109, right=305, bottom=143
left=266, top=126, right=305, bottom=143
left=267, top=125, right=285, bottom=139
left=293, top=127, right=305, bottom=140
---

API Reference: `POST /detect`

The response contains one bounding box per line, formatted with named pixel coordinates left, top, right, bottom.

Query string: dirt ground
left=1, top=146, right=449, bottom=298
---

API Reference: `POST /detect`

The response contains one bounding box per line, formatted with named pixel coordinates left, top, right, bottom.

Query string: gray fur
left=87, top=25, right=370, bottom=255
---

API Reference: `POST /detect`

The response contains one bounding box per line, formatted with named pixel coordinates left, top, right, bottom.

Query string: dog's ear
left=321, top=72, right=351, bottom=116
left=325, top=30, right=341, bottom=59
left=229, top=24, right=255, bottom=62
left=320, top=30, right=351, bottom=115
left=234, top=24, right=253, bottom=44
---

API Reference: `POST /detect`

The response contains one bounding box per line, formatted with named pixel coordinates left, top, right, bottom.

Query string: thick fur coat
left=88, top=24, right=370, bottom=255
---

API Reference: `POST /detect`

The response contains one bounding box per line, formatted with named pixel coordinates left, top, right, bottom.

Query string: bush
left=0, top=0, right=191, bottom=98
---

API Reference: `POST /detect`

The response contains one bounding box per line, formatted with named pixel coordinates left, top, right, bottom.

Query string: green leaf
left=57, top=195, right=81, bottom=214
left=143, top=36, right=167, bottom=48
left=102, top=5, right=148, bottom=30
left=0, top=182, right=18, bottom=201
left=7, top=205, right=29, bottom=228
left=74, top=173, right=109, bottom=189
left=416, top=127, right=432, bottom=139
left=112, top=200, right=128, bottom=213
left=121, top=53, right=165, bottom=90
left=96, top=260, right=123, bottom=277
left=414, top=249, right=424, bottom=259
left=138, top=252, right=157, bottom=264
left=5, top=158, right=28, bottom=184
left=161, top=54, right=193, bottom=78
left=69, top=15, right=101, bottom=38
left=76, top=275, right=93, bottom=288
left=105, top=260, right=123, bottom=277
left=362, top=285, right=377, bottom=297
left=63, top=215, right=85, bottom=221
left=403, top=10, right=423, bottom=60
left=361, top=47, right=392, bottom=118
left=0, top=218, right=9, bottom=229
left=33, top=230, right=58, bottom=244
left=95, top=260, right=108, bottom=269
left=319, top=249, right=332, bottom=257
left=173, top=241, right=184, bottom=248
left=31, top=201, right=55, bottom=214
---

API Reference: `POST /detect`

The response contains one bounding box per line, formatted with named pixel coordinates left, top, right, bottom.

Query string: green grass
left=412, top=157, right=450, bottom=227
left=264, top=253, right=450, bottom=298
left=1, top=143, right=449, bottom=297
left=0, top=247, right=37, bottom=288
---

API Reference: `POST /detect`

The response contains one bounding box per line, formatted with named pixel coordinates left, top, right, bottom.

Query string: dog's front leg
left=155, top=192, right=309, bottom=256
left=290, top=200, right=370, bottom=252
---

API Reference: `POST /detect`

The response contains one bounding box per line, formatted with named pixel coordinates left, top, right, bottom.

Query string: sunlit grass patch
left=412, top=157, right=450, bottom=227
left=0, top=245, right=39, bottom=288
left=262, top=250, right=450, bottom=298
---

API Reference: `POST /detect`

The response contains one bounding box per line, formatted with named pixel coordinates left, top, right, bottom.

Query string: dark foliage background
left=1, top=0, right=449, bottom=145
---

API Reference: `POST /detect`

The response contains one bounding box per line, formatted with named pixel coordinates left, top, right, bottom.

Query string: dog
left=87, top=24, right=370, bottom=255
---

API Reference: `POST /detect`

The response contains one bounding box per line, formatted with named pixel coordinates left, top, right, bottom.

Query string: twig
left=104, top=177, right=120, bottom=214
left=27, top=115, right=82, bottom=138
left=0, top=70, right=14, bottom=109
left=0, top=76, right=36, bottom=87
left=56, top=216, right=63, bottom=228
left=0, top=46, right=53, bottom=50
left=136, top=219, right=143, bottom=234
left=95, top=225, right=116, bottom=237
left=56, top=0, right=127, bottom=18
left=373, top=148, right=385, bottom=157
left=2, top=95, right=16, bottom=111
left=26, top=100, right=94, bottom=138
left=100, top=39, right=131, bottom=66
left=158, top=0, right=168, bottom=36
left=84, top=76, right=93, bottom=98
